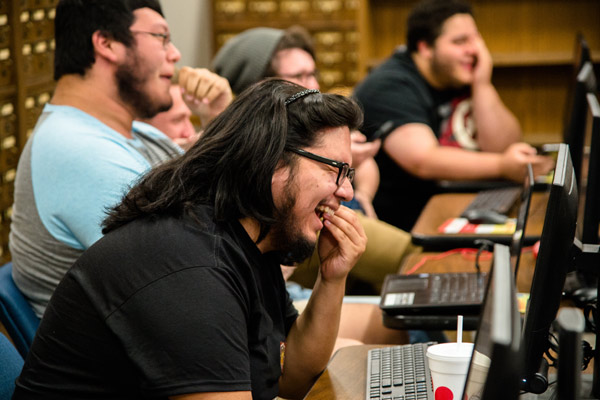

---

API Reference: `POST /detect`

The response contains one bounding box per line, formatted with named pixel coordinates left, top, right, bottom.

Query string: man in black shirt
left=354, top=0, right=554, bottom=230
left=212, top=25, right=418, bottom=297
left=14, top=81, right=367, bottom=399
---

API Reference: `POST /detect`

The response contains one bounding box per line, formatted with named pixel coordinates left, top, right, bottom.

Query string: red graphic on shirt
left=438, top=95, right=477, bottom=150
left=435, top=386, right=454, bottom=400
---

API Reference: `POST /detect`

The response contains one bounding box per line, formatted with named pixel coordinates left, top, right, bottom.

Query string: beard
left=270, top=180, right=317, bottom=266
left=430, top=52, right=469, bottom=89
left=116, top=50, right=172, bottom=119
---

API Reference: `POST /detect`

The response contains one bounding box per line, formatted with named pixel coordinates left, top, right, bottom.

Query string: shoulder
left=32, top=104, right=133, bottom=156
left=102, top=208, right=253, bottom=273
left=132, top=120, right=173, bottom=142
left=132, top=121, right=184, bottom=158
left=74, top=214, right=256, bottom=310
left=355, top=49, right=426, bottom=100
left=29, top=106, right=169, bottom=173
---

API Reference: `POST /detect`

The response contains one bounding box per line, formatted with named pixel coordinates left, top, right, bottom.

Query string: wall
left=162, top=0, right=213, bottom=68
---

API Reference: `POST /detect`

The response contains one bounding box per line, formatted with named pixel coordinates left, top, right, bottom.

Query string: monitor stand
left=555, top=308, right=585, bottom=400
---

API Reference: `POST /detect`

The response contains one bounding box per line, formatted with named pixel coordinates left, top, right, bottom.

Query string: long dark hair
left=102, top=79, right=363, bottom=242
left=54, top=0, right=164, bottom=80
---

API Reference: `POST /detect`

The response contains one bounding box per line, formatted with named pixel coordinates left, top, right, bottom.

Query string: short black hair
left=54, top=0, right=164, bottom=80
left=103, top=79, right=363, bottom=242
left=406, top=0, right=473, bottom=53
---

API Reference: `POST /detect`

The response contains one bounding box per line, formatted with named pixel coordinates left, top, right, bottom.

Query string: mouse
left=462, top=209, right=509, bottom=225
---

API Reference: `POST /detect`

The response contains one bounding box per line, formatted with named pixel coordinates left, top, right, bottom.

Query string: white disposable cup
left=426, top=342, right=474, bottom=400
left=463, top=350, right=491, bottom=400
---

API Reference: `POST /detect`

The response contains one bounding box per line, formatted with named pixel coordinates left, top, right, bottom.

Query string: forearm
left=471, top=81, right=521, bottom=151
left=353, top=158, right=380, bottom=202
left=411, top=146, right=504, bottom=181
left=278, top=276, right=347, bottom=398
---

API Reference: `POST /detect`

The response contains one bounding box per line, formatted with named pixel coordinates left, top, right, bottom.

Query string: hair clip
left=284, top=89, right=320, bottom=106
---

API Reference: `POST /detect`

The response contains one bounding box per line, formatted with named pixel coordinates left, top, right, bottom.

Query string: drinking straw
left=457, top=315, right=463, bottom=345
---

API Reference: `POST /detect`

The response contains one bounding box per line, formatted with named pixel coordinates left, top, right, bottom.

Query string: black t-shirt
left=354, top=48, right=472, bottom=231
left=14, top=205, right=298, bottom=400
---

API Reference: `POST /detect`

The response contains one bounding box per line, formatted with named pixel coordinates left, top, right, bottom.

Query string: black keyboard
left=460, top=186, right=521, bottom=217
left=428, top=272, right=487, bottom=304
left=366, top=343, right=434, bottom=400
left=380, top=272, right=488, bottom=316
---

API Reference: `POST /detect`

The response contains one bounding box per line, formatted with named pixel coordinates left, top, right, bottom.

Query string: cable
left=545, top=332, right=559, bottom=368
left=581, top=340, right=594, bottom=370
left=583, top=302, right=596, bottom=332
left=474, top=239, right=495, bottom=274
left=548, top=323, right=594, bottom=371
left=405, top=243, right=535, bottom=276
left=404, top=247, right=491, bottom=275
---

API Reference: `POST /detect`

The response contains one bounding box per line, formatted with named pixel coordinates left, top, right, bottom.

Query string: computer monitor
left=568, top=92, right=600, bottom=295
left=562, top=33, right=590, bottom=135
left=510, top=163, right=534, bottom=281
left=564, top=61, right=597, bottom=185
left=579, top=93, right=600, bottom=400
left=579, top=92, right=600, bottom=245
left=462, top=243, right=521, bottom=400
left=520, top=143, right=579, bottom=394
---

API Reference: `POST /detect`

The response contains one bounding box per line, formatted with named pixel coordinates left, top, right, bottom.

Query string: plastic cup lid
left=426, top=342, right=474, bottom=362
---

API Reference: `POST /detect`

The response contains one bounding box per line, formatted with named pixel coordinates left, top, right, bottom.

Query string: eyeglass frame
left=130, top=30, right=171, bottom=48
left=277, top=69, right=320, bottom=83
left=287, top=148, right=354, bottom=187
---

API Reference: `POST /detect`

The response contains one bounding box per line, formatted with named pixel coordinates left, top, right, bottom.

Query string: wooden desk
left=304, top=345, right=381, bottom=400
left=304, top=343, right=597, bottom=400
left=304, top=247, right=594, bottom=399
left=410, top=192, right=549, bottom=251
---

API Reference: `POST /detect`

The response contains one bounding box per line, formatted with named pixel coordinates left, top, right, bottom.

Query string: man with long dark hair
left=213, top=25, right=418, bottom=296
left=8, top=0, right=232, bottom=318
left=14, top=79, right=367, bottom=399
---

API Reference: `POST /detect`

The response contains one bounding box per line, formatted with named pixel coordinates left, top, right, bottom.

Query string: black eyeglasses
left=278, top=69, right=320, bottom=83
left=288, top=148, right=354, bottom=187
left=131, top=30, right=171, bottom=48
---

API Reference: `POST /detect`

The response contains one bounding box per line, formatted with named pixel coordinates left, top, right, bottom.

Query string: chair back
left=0, top=332, right=23, bottom=400
left=0, top=263, right=40, bottom=358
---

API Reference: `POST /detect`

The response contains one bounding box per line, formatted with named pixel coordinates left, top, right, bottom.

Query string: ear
left=91, top=30, right=123, bottom=63
left=416, top=40, right=433, bottom=59
left=271, top=162, right=291, bottom=205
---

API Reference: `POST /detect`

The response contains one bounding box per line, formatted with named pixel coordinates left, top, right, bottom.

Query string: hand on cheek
left=318, top=206, right=367, bottom=281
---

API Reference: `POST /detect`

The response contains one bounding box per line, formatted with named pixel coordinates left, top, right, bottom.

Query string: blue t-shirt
left=9, top=104, right=183, bottom=317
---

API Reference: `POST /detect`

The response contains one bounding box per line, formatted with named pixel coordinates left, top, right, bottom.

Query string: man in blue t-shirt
left=8, top=0, right=232, bottom=317
left=354, top=0, right=555, bottom=231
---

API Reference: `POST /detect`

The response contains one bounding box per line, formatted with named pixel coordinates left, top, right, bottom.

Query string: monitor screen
left=462, top=243, right=521, bottom=400
left=520, top=143, right=579, bottom=394
left=562, top=33, right=589, bottom=141
left=579, top=92, right=600, bottom=245
left=510, top=163, right=534, bottom=281
left=564, top=61, right=597, bottom=185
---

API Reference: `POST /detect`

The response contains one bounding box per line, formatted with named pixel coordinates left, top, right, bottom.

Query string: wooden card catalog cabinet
left=0, top=0, right=56, bottom=263
left=212, top=0, right=359, bottom=92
